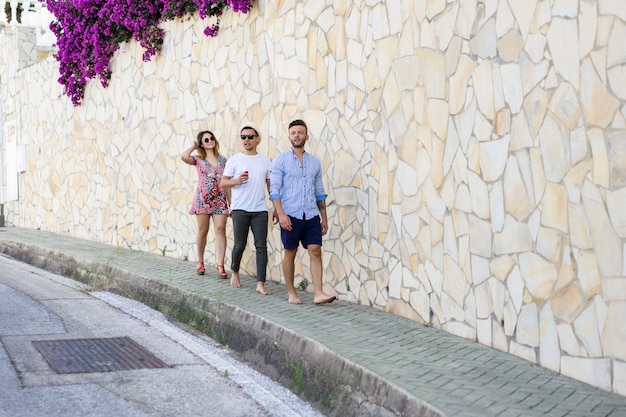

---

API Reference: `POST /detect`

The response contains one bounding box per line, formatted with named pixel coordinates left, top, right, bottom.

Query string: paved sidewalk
left=1, top=227, right=625, bottom=417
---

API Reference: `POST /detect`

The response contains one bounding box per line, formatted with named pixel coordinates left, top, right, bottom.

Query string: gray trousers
left=230, top=210, right=268, bottom=282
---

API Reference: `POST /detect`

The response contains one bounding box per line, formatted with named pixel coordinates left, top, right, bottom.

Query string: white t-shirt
left=223, top=153, right=271, bottom=212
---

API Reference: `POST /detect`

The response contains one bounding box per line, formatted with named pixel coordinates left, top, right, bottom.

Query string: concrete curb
left=0, top=240, right=444, bottom=417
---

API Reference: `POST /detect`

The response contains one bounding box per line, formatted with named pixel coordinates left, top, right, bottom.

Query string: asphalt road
left=0, top=254, right=324, bottom=417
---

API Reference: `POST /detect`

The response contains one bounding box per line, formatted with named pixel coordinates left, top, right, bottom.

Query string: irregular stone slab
left=546, top=17, right=580, bottom=89
left=581, top=181, right=623, bottom=276
left=541, top=182, right=569, bottom=233
left=471, top=254, right=490, bottom=286
left=588, top=128, right=610, bottom=188
left=539, top=114, right=571, bottom=183
left=579, top=1, right=598, bottom=60
left=558, top=323, right=582, bottom=356
left=517, top=303, right=539, bottom=347
left=524, top=31, right=547, bottom=64
left=539, top=303, right=560, bottom=372
left=510, top=340, right=536, bottom=363
left=426, top=0, right=446, bottom=20
left=490, top=181, right=505, bottom=233
left=607, top=64, right=626, bottom=100
left=419, top=48, right=446, bottom=99
left=549, top=82, right=582, bottom=130
left=563, top=160, right=592, bottom=205
left=503, top=300, right=519, bottom=335
left=489, top=278, right=506, bottom=320
left=426, top=99, right=449, bottom=140
left=561, top=356, right=612, bottom=392
left=602, top=278, right=626, bottom=302
left=519, top=252, right=557, bottom=303
left=497, top=29, right=524, bottom=62
left=553, top=0, right=578, bottom=17
left=606, top=187, right=626, bottom=237
left=580, top=58, right=620, bottom=128
left=493, top=215, right=534, bottom=255
left=575, top=247, right=602, bottom=298
left=508, top=0, right=538, bottom=39
left=606, top=18, right=626, bottom=67
left=469, top=170, right=491, bottom=219
left=550, top=281, right=587, bottom=323
left=574, top=304, right=603, bottom=357
left=503, top=156, right=533, bottom=221
left=536, top=227, right=562, bottom=264
left=524, top=85, right=550, bottom=137
left=443, top=255, right=468, bottom=305
left=431, top=2, right=457, bottom=50
left=601, top=301, right=626, bottom=362
left=570, top=127, right=589, bottom=165
left=615, top=360, right=626, bottom=396
left=490, top=255, right=515, bottom=281
left=510, top=111, right=533, bottom=150
left=500, top=64, right=523, bottom=114
left=470, top=17, right=497, bottom=59
left=449, top=54, right=477, bottom=114
left=469, top=214, right=492, bottom=257
left=606, top=130, right=626, bottom=187
left=473, top=60, right=495, bottom=120
left=569, top=205, right=593, bottom=249
left=393, top=55, right=421, bottom=91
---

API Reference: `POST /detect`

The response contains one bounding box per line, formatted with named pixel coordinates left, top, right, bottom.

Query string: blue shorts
left=281, top=215, right=322, bottom=249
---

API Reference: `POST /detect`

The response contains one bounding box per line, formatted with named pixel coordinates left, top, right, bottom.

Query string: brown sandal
left=196, top=261, right=205, bottom=275
left=216, top=264, right=228, bottom=278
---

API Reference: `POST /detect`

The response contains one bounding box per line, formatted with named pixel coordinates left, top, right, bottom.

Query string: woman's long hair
left=195, top=130, right=221, bottom=159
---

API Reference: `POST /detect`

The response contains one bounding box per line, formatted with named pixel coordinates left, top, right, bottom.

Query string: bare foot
left=313, top=294, right=336, bottom=305
left=256, top=283, right=272, bottom=295
left=230, top=271, right=241, bottom=288
left=288, top=292, right=302, bottom=304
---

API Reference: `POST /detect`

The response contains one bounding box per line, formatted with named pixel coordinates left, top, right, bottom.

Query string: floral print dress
left=189, top=155, right=229, bottom=215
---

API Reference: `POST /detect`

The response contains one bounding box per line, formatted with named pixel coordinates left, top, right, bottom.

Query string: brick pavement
left=1, top=227, right=625, bottom=417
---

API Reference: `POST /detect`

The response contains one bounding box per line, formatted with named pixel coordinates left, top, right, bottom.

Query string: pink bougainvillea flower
left=44, top=0, right=254, bottom=105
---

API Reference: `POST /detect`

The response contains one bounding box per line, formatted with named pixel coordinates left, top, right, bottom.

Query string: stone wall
left=1, top=0, right=625, bottom=395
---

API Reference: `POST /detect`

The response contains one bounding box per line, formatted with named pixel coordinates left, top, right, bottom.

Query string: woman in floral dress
left=181, top=130, right=230, bottom=277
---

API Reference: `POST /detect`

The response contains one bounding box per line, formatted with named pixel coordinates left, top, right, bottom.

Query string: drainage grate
left=33, top=337, right=168, bottom=374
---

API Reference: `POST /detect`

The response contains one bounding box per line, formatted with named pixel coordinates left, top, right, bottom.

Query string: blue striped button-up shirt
left=269, top=149, right=327, bottom=220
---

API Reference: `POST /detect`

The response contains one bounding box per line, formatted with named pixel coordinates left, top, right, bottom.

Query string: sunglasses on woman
left=202, top=137, right=216, bottom=143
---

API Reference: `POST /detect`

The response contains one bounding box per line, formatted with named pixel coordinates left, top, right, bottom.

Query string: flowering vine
left=44, top=0, right=253, bottom=106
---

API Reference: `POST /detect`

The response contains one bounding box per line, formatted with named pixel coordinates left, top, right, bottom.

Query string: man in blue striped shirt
left=269, top=119, right=336, bottom=305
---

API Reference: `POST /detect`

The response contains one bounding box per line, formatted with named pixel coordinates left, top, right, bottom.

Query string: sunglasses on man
left=241, top=134, right=257, bottom=140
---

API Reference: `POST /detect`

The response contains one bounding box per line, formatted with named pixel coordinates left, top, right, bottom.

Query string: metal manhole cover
left=33, top=337, right=168, bottom=374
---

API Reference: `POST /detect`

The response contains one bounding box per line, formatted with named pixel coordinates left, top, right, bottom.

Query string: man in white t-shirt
left=221, top=125, right=273, bottom=294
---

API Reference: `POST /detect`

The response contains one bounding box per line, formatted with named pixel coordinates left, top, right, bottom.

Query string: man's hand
left=278, top=213, right=292, bottom=231
left=237, top=173, right=248, bottom=185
